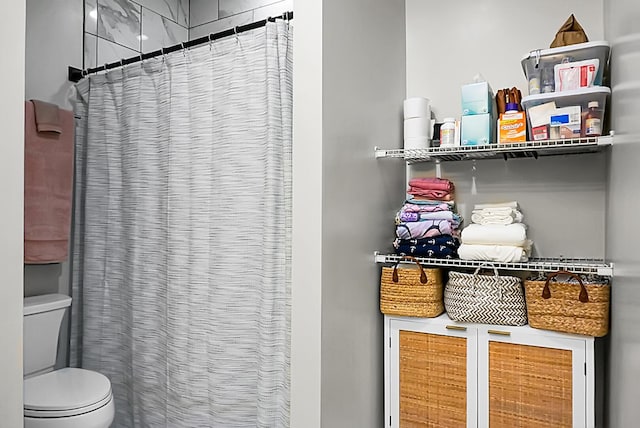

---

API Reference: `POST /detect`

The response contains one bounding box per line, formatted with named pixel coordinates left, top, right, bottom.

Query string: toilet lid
left=24, top=368, right=112, bottom=412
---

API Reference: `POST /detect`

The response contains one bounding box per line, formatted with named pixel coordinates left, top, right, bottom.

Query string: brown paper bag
left=550, top=14, right=589, bottom=48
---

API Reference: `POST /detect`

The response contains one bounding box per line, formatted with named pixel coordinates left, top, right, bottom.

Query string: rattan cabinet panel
left=399, top=330, right=467, bottom=427
left=488, top=341, right=572, bottom=427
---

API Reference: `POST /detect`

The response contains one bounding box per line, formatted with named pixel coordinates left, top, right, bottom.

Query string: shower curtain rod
left=68, top=10, right=293, bottom=82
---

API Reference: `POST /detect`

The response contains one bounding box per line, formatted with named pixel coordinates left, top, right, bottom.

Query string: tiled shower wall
left=84, top=0, right=189, bottom=69
left=189, top=0, right=293, bottom=40
left=84, top=0, right=293, bottom=68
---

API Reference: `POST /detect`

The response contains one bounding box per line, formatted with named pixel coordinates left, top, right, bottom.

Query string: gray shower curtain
left=70, top=21, right=292, bottom=427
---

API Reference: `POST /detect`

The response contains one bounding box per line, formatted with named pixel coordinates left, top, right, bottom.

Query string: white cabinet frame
left=385, top=314, right=596, bottom=428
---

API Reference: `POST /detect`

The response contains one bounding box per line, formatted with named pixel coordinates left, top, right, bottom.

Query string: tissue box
left=462, top=113, right=494, bottom=146
left=461, top=81, right=494, bottom=116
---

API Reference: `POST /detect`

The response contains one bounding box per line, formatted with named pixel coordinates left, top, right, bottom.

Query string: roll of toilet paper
left=404, top=97, right=431, bottom=120
left=404, top=136, right=430, bottom=150
left=404, top=117, right=431, bottom=139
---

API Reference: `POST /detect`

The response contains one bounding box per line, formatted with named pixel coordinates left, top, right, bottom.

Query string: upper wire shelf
left=374, top=252, right=614, bottom=276
left=375, top=136, right=612, bottom=163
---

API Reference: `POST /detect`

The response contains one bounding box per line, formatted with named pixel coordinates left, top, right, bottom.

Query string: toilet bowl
left=23, top=294, right=115, bottom=428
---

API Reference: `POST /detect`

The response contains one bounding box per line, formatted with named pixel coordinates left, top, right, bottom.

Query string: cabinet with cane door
left=384, top=314, right=596, bottom=428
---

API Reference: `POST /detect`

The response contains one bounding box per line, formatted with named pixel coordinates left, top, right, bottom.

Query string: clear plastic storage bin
left=521, top=86, right=610, bottom=140
left=521, top=41, right=610, bottom=95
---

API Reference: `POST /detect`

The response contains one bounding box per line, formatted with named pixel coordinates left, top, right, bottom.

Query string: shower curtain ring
left=234, top=26, right=240, bottom=42
left=181, top=42, right=187, bottom=55
left=208, top=34, right=213, bottom=50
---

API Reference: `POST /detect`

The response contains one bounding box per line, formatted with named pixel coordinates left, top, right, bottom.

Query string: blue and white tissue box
left=462, top=113, right=494, bottom=146
left=461, top=81, right=494, bottom=116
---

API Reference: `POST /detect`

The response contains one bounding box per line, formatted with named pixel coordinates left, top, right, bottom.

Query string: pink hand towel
left=30, top=99, right=62, bottom=134
left=24, top=101, right=74, bottom=264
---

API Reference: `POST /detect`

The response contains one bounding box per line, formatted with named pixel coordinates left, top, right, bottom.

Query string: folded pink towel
left=408, top=188, right=453, bottom=200
left=408, top=177, right=454, bottom=192
left=24, top=101, right=74, bottom=263
left=30, top=99, right=62, bottom=134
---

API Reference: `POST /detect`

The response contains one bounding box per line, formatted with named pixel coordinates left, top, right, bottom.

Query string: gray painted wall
left=604, top=0, right=640, bottom=426
left=406, top=0, right=607, bottom=261
left=0, top=0, right=26, bottom=424
left=24, top=0, right=84, bottom=368
left=406, top=0, right=604, bottom=121
left=320, top=0, right=406, bottom=426
left=291, top=0, right=406, bottom=426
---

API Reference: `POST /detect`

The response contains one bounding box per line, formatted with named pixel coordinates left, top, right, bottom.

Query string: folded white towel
left=458, top=243, right=531, bottom=263
left=473, top=201, right=519, bottom=210
left=471, top=209, right=524, bottom=225
left=461, top=223, right=528, bottom=246
left=474, top=207, right=516, bottom=214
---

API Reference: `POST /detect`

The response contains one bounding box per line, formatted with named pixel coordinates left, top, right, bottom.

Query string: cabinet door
left=477, top=328, right=587, bottom=428
left=387, top=318, right=477, bottom=428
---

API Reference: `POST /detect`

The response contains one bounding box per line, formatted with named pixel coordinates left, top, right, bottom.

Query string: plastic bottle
left=585, top=101, right=602, bottom=137
left=541, top=67, right=555, bottom=93
left=505, top=102, right=518, bottom=114
left=528, top=69, right=540, bottom=95
left=440, top=117, right=456, bottom=146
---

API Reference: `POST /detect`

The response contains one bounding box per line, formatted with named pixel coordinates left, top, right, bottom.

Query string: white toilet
left=23, top=294, right=115, bottom=428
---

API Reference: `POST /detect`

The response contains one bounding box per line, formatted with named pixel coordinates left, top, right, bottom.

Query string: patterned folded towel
left=396, top=220, right=455, bottom=240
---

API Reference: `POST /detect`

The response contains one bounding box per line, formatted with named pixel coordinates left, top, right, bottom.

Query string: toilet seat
left=24, top=368, right=112, bottom=418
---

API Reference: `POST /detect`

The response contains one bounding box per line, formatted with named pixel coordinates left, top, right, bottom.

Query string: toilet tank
left=23, top=294, right=72, bottom=377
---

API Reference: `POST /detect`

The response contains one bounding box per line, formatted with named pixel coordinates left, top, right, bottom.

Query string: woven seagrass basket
left=524, top=270, right=610, bottom=337
left=380, top=256, right=443, bottom=317
left=444, top=266, right=527, bottom=326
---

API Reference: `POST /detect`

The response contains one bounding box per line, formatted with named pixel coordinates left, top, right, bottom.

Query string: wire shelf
left=375, top=136, right=612, bottom=162
left=374, top=252, right=614, bottom=276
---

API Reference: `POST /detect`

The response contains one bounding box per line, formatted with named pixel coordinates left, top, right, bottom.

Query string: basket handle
left=392, top=256, right=428, bottom=284
left=542, top=270, right=589, bottom=303
left=473, top=264, right=499, bottom=277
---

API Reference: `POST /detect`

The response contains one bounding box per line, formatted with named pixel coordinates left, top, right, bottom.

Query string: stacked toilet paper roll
left=404, top=97, right=431, bottom=150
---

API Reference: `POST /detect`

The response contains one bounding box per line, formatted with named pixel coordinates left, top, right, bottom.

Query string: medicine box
left=521, top=86, right=610, bottom=140
left=549, top=106, right=582, bottom=139
left=461, top=81, right=494, bottom=116
left=462, top=113, right=494, bottom=146
left=498, top=111, right=527, bottom=143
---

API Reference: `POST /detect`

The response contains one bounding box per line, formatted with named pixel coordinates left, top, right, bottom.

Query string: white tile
left=134, top=0, right=188, bottom=27
left=85, top=0, right=98, bottom=35
left=219, top=0, right=278, bottom=18
left=84, top=34, right=98, bottom=69
left=252, top=0, right=292, bottom=21
left=189, top=10, right=253, bottom=41
left=97, top=37, right=139, bottom=66
left=178, top=0, right=189, bottom=27
left=142, top=8, right=188, bottom=53
left=190, top=0, right=218, bottom=27
left=98, top=0, right=142, bottom=51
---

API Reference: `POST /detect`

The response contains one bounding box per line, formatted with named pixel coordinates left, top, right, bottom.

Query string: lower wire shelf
left=374, top=252, right=614, bottom=276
